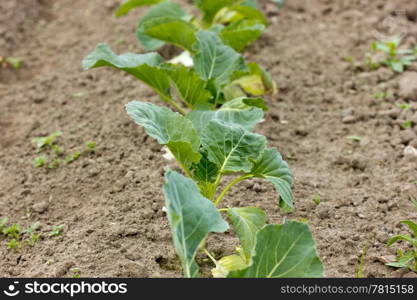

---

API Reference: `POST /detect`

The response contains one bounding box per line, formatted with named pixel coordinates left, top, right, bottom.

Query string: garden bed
left=0, top=0, right=416, bottom=277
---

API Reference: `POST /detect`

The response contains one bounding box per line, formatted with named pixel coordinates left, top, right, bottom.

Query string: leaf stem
left=158, top=93, right=187, bottom=115
left=203, top=248, right=218, bottom=266
left=214, top=174, right=252, bottom=207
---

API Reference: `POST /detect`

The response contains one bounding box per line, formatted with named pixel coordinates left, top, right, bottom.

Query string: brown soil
left=1, top=0, right=417, bottom=278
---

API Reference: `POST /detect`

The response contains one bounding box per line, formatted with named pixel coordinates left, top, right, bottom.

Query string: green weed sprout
left=369, top=37, right=416, bottom=72
left=387, top=199, right=417, bottom=272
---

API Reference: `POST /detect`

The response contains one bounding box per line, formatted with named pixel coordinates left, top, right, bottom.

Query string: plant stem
left=158, top=92, right=187, bottom=115
left=203, top=248, right=218, bottom=266
left=214, top=175, right=252, bottom=207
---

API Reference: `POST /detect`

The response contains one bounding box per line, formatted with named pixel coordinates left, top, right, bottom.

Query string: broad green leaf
left=220, top=19, right=265, bottom=51
left=193, top=30, right=246, bottom=88
left=114, top=0, right=162, bottom=17
left=166, top=141, right=202, bottom=169
left=232, top=62, right=276, bottom=96
left=136, top=1, right=190, bottom=51
left=249, top=148, right=293, bottom=210
left=232, top=5, right=268, bottom=26
left=165, top=65, right=213, bottom=109
left=143, top=17, right=198, bottom=52
left=201, top=119, right=266, bottom=173
left=192, top=151, right=219, bottom=184
left=191, top=151, right=219, bottom=199
left=212, top=254, right=247, bottom=278
left=229, top=221, right=324, bottom=278
left=163, top=170, right=229, bottom=277
left=227, top=207, right=266, bottom=261
left=187, top=105, right=263, bottom=134
left=126, top=101, right=201, bottom=169
left=195, top=0, right=238, bottom=25
left=401, top=220, right=417, bottom=238
left=222, top=97, right=268, bottom=111
left=82, top=43, right=171, bottom=101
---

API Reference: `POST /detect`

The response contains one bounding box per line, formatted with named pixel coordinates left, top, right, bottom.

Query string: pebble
left=399, top=130, right=416, bottom=144
left=378, top=109, right=399, bottom=118
left=342, top=115, right=357, bottom=124
left=398, top=72, right=417, bottom=101
left=32, top=201, right=49, bottom=213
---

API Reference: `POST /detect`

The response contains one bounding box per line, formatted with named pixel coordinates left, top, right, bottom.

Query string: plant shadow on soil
left=0, top=0, right=417, bottom=278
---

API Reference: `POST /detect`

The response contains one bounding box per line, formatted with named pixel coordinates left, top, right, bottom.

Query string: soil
left=1, top=0, right=417, bottom=278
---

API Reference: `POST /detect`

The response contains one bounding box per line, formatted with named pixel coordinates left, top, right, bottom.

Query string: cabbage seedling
left=114, top=0, right=270, bottom=53
left=125, top=99, right=323, bottom=277
left=83, top=30, right=275, bottom=114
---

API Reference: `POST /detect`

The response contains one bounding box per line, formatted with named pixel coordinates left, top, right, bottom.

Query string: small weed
left=6, top=239, right=21, bottom=252
left=3, top=224, right=21, bottom=239
left=400, top=121, right=413, bottom=130
left=387, top=202, right=417, bottom=272
left=32, top=131, right=62, bottom=150
left=25, top=234, right=41, bottom=247
left=5, top=57, right=23, bottom=69
left=49, top=225, right=64, bottom=237
left=64, top=151, right=81, bottom=164
left=32, top=131, right=95, bottom=168
left=48, top=159, right=61, bottom=169
left=355, top=244, right=369, bottom=278
left=71, top=268, right=81, bottom=278
left=369, top=37, right=417, bottom=73
left=85, top=141, right=96, bottom=151
left=347, top=135, right=362, bottom=142
left=33, top=156, right=48, bottom=168
left=72, top=92, right=85, bottom=98
left=396, top=102, right=412, bottom=110
left=313, top=195, right=321, bottom=206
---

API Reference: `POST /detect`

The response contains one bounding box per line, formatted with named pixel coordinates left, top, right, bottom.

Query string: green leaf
left=212, top=254, right=247, bottom=278
left=401, top=220, right=417, bottom=238
left=143, top=17, right=198, bottom=52
left=201, top=119, right=266, bottom=173
left=222, top=97, right=268, bottom=111
left=220, top=19, right=265, bottom=51
left=249, top=148, right=293, bottom=210
left=165, top=65, right=213, bottom=109
left=387, top=252, right=415, bottom=269
left=114, top=0, right=163, bottom=17
left=231, top=62, right=276, bottom=97
left=193, top=30, right=246, bottom=88
left=192, top=151, right=219, bottom=184
left=126, top=101, right=201, bottom=169
left=136, top=1, right=190, bottom=51
left=187, top=105, right=264, bottom=134
left=166, top=141, right=202, bottom=170
left=229, top=220, right=323, bottom=278
left=83, top=44, right=171, bottom=101
left=163, top=170, right=229, bottom=277
left=195, top=0, right=238, bottom=25
left=387, top=234, right=417, bottom=248
left=232, top=5, right=268, bottom=26
left=227, top=207, right=266, bottom=261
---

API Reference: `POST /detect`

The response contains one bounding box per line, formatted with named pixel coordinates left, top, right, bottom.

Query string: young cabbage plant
left=114, top=0, right=271, bottom=54
left=125, top=100, right=323, bottom=277
left=83, top=30, right=275, bottom=114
